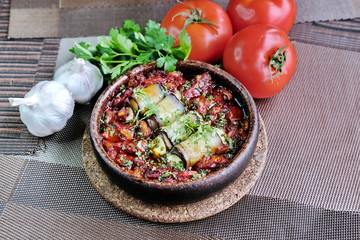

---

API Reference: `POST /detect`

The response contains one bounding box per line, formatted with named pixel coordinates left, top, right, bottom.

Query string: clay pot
left=90, top=60, right=259, bottom=204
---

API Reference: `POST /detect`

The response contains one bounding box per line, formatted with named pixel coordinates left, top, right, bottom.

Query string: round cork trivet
left=82, top=116, right=267, bottom=223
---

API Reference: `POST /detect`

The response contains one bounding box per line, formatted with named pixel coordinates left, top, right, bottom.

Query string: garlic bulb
left=54, top=57, right=103, bottom=104
left=8, top=81, right=75, bottom=137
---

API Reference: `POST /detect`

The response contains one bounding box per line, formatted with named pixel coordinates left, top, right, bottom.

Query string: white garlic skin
left=9, top=81, right=75, bottom=137
left=54, top=57, right=103, bottom=104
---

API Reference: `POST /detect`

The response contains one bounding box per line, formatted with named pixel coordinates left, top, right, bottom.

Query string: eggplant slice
left=146, top=93, right=186, bottom=131
left=150, top=111, right=202, bottom=159
left=128, top=83, right=165, bottom=114
left=161, top=111, right=202, bottom=144
left=150, top=132, right=173, bottom=159
left=172, top=128, right=226, bottom=169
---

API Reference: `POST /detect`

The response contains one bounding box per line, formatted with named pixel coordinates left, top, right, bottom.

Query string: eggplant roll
left=128, top=83, right=165, bottom=114
left=167, top=127, right=226, bottom=169
left=146, top=93, right=186, bottom=131
left=162, top=111, right=202, bottom=145
left=150, top=111, right=202, bottom=159
left=150, top=132, right=173, bottom=159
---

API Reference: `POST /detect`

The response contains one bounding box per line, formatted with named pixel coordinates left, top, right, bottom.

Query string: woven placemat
left=8, top=0, right=360, bottom=38
left=82, top=116, right=267, bottom=223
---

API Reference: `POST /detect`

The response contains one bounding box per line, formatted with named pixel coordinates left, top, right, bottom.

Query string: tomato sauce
left=100, top=69, right=249, bottom=183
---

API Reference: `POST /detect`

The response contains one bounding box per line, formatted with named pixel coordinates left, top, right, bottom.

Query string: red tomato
left=223, top=24, right=296, bottom=99
left=161, top=0, right=233, bottom=63
left=227, top=0, right=296, bottom=33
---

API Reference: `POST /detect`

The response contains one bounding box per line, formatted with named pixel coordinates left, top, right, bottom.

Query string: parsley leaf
left=69, top=42, right=96, bottom=60
left=69, top=19, right=192, bottom=84
left=163, top=56, right=178, bottom=72
left=172, top=30, right=192, bottom=60
left=120, top=20, right=141, bottom=37
left=157, top=55, right=177, bottom=72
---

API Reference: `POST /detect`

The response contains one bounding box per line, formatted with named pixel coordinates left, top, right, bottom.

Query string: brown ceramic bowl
left=90, top=60, right=259, bottom=204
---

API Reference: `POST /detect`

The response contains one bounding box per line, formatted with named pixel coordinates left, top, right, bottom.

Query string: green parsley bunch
left=70, top=20, right=192, bottom=84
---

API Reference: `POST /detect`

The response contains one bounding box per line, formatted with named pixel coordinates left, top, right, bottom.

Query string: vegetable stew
left=100, top=69, right=249, bottom=183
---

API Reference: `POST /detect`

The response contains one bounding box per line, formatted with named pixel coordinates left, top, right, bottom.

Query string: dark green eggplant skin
left=90, top=60, right=259, bottom=204
left=146, top=115, right=159, bottom=132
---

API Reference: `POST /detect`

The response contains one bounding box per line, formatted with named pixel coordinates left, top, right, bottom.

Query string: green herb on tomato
left=70, top=20, right=192, bottom=84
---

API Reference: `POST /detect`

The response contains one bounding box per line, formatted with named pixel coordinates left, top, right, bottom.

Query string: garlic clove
left=9, top=81, right=75, bottom=137
left=54, top=57, right=103, bottom=104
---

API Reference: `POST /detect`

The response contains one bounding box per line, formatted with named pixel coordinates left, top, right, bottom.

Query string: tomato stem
left=266, top=41, right=295, bottom=82
left=172, top=2, right=218, bottom=32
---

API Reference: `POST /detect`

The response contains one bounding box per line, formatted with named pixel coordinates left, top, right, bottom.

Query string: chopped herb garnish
left=119, top=85, right=126, bottom=92
left=206, top=95, right=214, bottom=101
left=182, top=81, right=191, bottom=90
left=120, top=158, right=133, bottom=168
left=192, top=170, right=208, bottom=180
left=173, top=161, right=185, bottom=172
left=226, top=137, right=235, bottom=150
left=158, top=171, right=177, bottom=181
